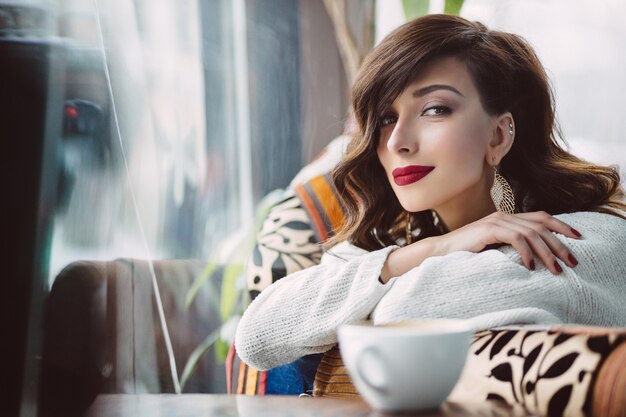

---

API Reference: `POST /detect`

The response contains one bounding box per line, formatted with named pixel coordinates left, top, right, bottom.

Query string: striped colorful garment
left=293, top=173, right=345, bottom=242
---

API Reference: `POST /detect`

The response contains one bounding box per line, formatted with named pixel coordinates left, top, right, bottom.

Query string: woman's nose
left=387, top=121, right=418, bottom=154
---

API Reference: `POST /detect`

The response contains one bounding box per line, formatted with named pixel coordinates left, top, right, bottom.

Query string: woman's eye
left=422, top=105, right=451, bottom=116
left=379, top=115, right=397, bottom=127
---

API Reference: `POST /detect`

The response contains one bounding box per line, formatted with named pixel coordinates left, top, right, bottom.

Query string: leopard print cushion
left=246, top=191, right=322, bottom=301
left=451, top=326, right=626, bottom=417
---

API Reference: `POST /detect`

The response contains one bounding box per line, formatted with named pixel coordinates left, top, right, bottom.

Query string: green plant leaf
left=255, top=189, right=288, bottom=224
left=444, top=0, right=464, bottom=15
left=215, top=339, right=231, bottom=362
left=217, top=189, right=288, bottom=321
left=179, top=327, right=220, bottom=390
left=402, top=0, right=429, bottom=20
left=220, top=263, right=245, bottom=321
left=183, top=186, right=288, bottom=388
left=185, top=261, right=221, bottom=309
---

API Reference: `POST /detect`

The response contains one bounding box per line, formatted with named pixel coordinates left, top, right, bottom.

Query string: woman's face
left=377, top=56, right=504, bottom=229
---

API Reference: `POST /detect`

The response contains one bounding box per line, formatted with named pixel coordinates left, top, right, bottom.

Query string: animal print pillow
left=245, top=134, right=348, bottom=300
left=245, top=190, right=322, bottom=301
left=451, top=325, right=626, bottom=417
left=245, top=174, right=344, bottom=301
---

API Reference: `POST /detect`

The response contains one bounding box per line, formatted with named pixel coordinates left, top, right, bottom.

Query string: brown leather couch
left=39, top=258, right=226, bottom=417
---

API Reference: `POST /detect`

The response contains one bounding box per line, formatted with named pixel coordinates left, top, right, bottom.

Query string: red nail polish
left=554, top=260, right=563, bottom=273
left=568, top=254, right=578, bottom=267
left=529, top=260, right=535, bottom=271
left=571, top=228, right=582, bottom=238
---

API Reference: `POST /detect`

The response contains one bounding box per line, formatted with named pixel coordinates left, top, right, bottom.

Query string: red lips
left=392, top=165, right=434, bottom=186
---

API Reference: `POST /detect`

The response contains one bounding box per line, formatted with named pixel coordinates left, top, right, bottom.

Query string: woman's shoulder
left=553, top=208, right=626, bottom=246
left=554, top=208, right=626, bottom=227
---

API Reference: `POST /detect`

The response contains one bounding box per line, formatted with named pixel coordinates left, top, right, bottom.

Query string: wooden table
left=85, top=394, right=537, bottom=417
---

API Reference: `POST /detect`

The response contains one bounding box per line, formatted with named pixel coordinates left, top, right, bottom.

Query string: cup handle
left=354, top=345, right=389, bottom=395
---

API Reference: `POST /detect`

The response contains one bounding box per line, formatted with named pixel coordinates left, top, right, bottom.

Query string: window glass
left=29, top=0, right=307, bottom=413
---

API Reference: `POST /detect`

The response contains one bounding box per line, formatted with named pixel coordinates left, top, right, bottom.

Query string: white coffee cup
left=337, top=319, right=472, bottom=412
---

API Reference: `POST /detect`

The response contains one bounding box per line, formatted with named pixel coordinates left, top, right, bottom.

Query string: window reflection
left=36, top=0, right=314, bottom=413
left=34, top=1, right=234, bottom=415
left=51, top=0, right=209, bottom=277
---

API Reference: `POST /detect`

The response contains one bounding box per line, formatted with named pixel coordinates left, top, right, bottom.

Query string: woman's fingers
left=490, top=225, right=535, bottom=271
left=516, top=211, right=583, bottom=240
left=489, top=212, right=579, bottom=274
left=490, top=218, right=561, bottom=274
left=525, top=220, right=578, bottom=270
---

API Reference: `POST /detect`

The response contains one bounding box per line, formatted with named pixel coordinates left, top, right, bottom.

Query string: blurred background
left=2, top=0, right=625, bottom=416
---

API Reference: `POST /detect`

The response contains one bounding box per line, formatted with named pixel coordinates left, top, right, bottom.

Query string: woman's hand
left=431, top=211, right=581, bottom=274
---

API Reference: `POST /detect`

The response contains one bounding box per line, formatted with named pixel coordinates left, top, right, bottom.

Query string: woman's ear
left=487, top=112, right=515, bottom=165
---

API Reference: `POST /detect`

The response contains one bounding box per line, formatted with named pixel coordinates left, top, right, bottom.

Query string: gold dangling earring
left=405, top=212, right=413, bottom=245
left=490, top=157, right=516, bottom=214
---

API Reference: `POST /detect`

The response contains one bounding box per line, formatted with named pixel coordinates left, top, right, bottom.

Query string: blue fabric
left=265, top=353, right=324, bottom=395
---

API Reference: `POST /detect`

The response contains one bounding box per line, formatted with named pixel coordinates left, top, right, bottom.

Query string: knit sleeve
left=372, top=211, right=626, bottom=330
left=234, top=242, right=398, bottom=371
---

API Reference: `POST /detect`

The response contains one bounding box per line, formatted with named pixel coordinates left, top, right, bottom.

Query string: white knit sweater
left=235, top=210, right=626, bottom=371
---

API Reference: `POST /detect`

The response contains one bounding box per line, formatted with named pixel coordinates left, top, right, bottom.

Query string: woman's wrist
left=379, top=237, right=442, bottom=283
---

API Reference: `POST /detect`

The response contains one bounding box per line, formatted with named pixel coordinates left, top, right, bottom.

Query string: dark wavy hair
left=329, top=14, right=626, bottom=251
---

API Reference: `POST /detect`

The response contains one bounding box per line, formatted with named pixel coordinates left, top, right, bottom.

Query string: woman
left=235, top=14, right=626, bottom=372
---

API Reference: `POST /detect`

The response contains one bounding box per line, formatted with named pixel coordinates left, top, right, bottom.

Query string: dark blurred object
left=39, top=258, right=226, bottom=417
left=57, top=99, right=108, bottom=213
left=0, top=2, right=63, bottom=414
left=63, top=99, right=104, bottom=138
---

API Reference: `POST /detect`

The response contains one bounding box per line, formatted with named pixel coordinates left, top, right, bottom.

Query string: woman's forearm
left=374, top=211, right=626, bottom=329
left=380, top=236, right=441, bottom=283
left=235, top=244, right=397, bottom=370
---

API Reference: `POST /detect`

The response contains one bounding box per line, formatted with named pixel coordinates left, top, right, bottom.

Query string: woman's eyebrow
left=412, top=84, right=465, bottom=98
